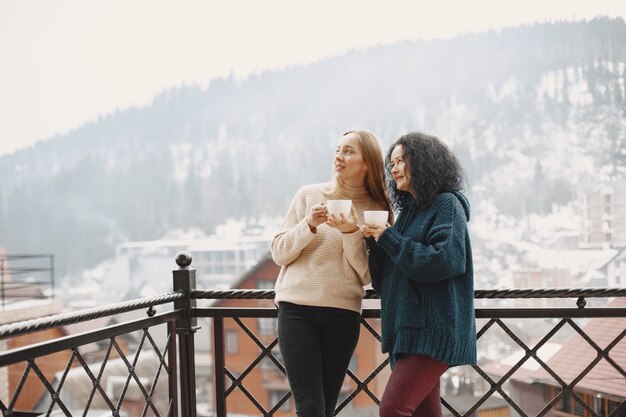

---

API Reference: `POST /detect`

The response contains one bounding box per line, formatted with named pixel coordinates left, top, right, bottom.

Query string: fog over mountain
left=1, top=18, right=625, bottom=278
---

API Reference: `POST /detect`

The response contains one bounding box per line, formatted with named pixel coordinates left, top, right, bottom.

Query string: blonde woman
left=271, top=129, right=391, bottom=417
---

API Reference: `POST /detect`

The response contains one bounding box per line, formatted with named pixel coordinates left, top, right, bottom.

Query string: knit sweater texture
left=368, top=191, right=477, bottom=367
left=272, top=182, right=386, bottom=313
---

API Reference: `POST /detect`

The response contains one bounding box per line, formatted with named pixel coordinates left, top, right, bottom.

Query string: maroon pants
left=379, top=354, right=448, bottom=417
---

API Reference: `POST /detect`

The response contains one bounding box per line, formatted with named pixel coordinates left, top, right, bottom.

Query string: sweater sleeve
left=341, top=230, right=371, bottom=286
left=376, top=198, right=467, bottom=283
left=271, top=190, right=317, bottom=266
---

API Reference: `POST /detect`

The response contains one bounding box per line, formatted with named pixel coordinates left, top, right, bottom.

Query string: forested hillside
left=1, top=18, right=624, bottom=277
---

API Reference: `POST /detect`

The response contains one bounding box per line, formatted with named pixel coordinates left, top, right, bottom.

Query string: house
left=578, top=180, right=626, bottom=248
left=599, top=246, right=626, bottom=288
left=114, top=230, right=272, bottom=296
left=0, top=254, right=67, bottom=412
left=513, top=269, right=571, bottom=307
left=36, top=351, right=169, bottom=417
left=2, top=312, right=134, bottom=413
left=1, top=249, right=63, bottom=410
left=1, top=267, right=132, bottom=414
left=482, top=297, right=626, bottom=416
left=442, top=394, right=510, bottom=417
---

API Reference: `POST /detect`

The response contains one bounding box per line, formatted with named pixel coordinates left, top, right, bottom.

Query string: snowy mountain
left=1, top=17, right=625, bottom=279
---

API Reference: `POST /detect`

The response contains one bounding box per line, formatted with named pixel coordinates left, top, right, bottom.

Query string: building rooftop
left=483, top=297, right=626, bottom=398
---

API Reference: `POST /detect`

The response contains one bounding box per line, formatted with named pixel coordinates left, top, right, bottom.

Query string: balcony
left=1, top=252, right=625, bottom=417
left=0, top=254, right=55, bottom=309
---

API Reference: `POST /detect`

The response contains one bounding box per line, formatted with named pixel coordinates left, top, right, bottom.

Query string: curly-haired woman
left=272, top=129, right=391, bottom=417
left=362, top=131, right=476, bottom=417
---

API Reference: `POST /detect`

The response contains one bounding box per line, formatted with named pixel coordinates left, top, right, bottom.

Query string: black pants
left=278, top=301, right=361, bottom=417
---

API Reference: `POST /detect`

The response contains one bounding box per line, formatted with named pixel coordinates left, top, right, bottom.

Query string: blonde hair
left=328, top=129, right=392, bottom=221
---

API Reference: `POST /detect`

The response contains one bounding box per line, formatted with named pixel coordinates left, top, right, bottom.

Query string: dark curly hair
left=386, top=131, right=466, bottom=212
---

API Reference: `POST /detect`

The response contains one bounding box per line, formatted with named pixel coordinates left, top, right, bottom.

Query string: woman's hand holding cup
left=362, top=210, right=389, bottom=241
left=307, top=203, right=328, bottom=231
left=362, top=222, right=388, bottom=241
left=326, top=205, right=360, bottom=233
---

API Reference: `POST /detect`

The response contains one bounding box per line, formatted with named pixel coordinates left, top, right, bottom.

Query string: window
left=593, top=397, right=607, bottom=416
left=257, top=317, right=276, bottom=336
left=560, top=392, right=573, bottom=413
left=573, top=396, right=586, bottom=416
left=607, top=399, right=621, bottom=415
left=269, top=391, right=291, bottom=411
left=225, top=329, right=238, bottom=354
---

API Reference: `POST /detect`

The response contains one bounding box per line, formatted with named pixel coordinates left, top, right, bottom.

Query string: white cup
left=326, top=200, right=352, bottom=217
left=363, top=210, right=388, bottom=226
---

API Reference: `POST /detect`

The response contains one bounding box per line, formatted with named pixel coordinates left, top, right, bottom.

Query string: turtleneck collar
left=328, top=180, right=369, bottom=201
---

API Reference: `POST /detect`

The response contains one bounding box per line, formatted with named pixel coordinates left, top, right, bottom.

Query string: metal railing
left=0, top=252, right=625, bottom=417
left=0, top=254, right=55, bottom=309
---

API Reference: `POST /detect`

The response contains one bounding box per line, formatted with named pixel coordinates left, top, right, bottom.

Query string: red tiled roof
left=544, top=297, right=626, bottom=397
left=482, top=298, right=626, bottom=398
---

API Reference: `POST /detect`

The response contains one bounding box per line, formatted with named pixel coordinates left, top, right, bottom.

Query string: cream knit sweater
left=272, top=182, right=386, bottom=313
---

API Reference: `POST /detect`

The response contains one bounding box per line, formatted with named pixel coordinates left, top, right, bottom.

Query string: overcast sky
left=1, top=0, right=625, bottom=156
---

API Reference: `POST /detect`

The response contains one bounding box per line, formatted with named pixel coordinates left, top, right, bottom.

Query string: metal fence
left=0, top=252, right=625, bottom=417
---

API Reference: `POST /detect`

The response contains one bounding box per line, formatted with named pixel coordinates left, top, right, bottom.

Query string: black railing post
left=167, top=320, right=180, bottom=417
left=173, top=251, right=197, bottom=417
left=213, top=317, right=227, bottom=417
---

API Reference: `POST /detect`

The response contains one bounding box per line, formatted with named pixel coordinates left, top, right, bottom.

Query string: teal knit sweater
left=368, top=191, right=477, bottom=367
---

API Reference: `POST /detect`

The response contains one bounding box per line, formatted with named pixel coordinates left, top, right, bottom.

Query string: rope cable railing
left=0, top=290, right=185, bottom=339
left=190, top=287, right=626, bottom=300
left=3, top=287, right=624, bottom=339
